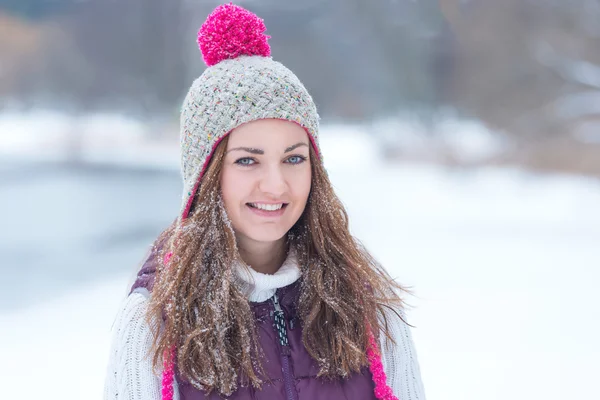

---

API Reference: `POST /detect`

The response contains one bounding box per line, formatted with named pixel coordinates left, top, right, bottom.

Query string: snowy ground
left=1, top=113, right=599, bottom=400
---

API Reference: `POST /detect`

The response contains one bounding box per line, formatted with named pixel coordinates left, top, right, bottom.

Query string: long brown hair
left=145, top=134, right=409, bottom=396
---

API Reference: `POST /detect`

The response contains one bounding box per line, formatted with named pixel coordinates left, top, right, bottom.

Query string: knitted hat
left=178, top=2, right=321, bottom=222
left=162, top=4, right=397, bottom=400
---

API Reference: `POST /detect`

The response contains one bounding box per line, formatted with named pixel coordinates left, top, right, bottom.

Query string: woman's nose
left=258, top=165, right=287, bottom=197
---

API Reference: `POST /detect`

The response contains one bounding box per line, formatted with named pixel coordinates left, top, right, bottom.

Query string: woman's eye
left=286, top=155, right=307, bottom=164
left=235, top=157, right=256, bottom=166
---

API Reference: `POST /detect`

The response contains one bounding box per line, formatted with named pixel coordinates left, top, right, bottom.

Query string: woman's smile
left=246, top=202, right=289, bottom=218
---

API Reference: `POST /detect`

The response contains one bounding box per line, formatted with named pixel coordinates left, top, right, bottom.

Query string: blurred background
left=1, top=1, right=599, bottom=399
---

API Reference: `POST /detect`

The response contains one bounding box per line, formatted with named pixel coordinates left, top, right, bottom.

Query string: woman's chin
left=237, top=227, right=290, bottom=244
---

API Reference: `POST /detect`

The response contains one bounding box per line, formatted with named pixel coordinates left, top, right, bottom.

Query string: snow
left=534, top=41, right=600, bottom=90
left=0, top=110, right=178, bottom=168
left=561, top=59, right=600, bottom=89
left=368, top=113, right=508, bottom=163
left=0, top=109, right=72, bottom=160
left=2, top=113, right=599, bottom=400
left=554, top=91, right=600, bottom=119
left=0, top=277, right=131, bottom=399
left=533, top=42, right=600, bottom=123
left=436, top=118, right=509, bottom=162
left=574, top=120, right=600, bottom=144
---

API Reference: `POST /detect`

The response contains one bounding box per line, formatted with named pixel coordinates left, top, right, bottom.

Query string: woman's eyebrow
left=284, top=142, right=309, bottom=153
left=226, top=147, right=264, bottom=154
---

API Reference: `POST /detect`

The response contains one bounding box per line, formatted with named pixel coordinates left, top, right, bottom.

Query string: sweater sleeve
left=103, top=288, right=180, bottom=400
left=378, top=306, right=427, bottom=400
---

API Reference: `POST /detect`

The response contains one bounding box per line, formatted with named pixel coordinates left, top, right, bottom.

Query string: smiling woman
left=221, top=119, right=312, bottom=268
left=103, top=3, right=426, bottom=400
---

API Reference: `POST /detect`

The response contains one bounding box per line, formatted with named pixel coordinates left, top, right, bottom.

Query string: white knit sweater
left=103, top=253, right=426, bottom=400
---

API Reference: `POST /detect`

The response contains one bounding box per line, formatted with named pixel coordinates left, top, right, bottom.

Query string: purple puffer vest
left=130, top=244, right=377, bottom=400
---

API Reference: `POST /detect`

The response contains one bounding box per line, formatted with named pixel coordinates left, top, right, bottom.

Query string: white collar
left=233, top=248, right=301, bottom=303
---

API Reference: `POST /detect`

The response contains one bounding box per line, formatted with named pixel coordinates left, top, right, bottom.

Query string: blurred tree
left=60, top=0, right=195, bottom=117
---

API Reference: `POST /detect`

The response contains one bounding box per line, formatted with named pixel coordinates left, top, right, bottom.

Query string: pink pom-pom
left=197, top=3, right=271, bottom=67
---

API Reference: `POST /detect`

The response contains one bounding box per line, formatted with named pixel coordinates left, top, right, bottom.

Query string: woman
left=104, top=4, right=426, bottom=400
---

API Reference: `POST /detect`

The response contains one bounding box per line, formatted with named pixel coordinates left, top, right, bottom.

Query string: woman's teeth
left=249, top=203, right=284, bottom=211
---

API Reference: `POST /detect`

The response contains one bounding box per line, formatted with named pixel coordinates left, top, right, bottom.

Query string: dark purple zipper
left=272, top=293, right=298, bottom=400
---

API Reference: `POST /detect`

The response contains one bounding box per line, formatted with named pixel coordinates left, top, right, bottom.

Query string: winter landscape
left=3, top=2, right=600, bottom=399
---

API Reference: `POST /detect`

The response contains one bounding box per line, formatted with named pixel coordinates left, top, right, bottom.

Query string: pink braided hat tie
left=366, top=326, right=399, bottom=400
left=160, top=251, right=177, bottom=400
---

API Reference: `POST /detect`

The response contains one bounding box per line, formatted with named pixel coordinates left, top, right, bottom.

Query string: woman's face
left=220, top=119, right=312, bottom=246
